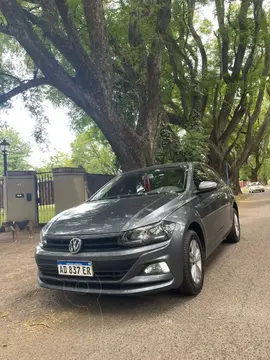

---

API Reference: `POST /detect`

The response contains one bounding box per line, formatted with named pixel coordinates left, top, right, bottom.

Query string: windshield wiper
left=101, top=194, right=141, bottom=200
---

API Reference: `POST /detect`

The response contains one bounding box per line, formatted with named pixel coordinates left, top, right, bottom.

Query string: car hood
left=46, top=193, right=185, bottom=236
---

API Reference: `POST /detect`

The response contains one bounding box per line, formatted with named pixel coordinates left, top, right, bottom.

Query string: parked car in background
left=248, top=182, right=265, bottom=193
left=36, top=162, right=240, bottom=297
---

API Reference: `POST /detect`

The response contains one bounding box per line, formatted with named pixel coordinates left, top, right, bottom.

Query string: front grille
left=45, top=236, right=121, bottom=252
left=39, top=265, right=128, bottom=282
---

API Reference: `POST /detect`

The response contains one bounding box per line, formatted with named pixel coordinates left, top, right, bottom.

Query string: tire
left=226, top=209, right=241, bottom=243
left=177, top=230, right=204, bottom=296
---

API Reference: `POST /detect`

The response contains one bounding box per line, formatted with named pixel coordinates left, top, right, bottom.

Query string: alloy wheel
left=189, top=239, right=202, bottom=284
left=234, top=213, right=240, bottom=239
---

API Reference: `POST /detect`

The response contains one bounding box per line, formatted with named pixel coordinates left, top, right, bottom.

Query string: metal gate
left=36, top=172, right=55, bottom=225
left=86, top=174, right=114, bottom=197
left=0, top=177, right=4, bottom=224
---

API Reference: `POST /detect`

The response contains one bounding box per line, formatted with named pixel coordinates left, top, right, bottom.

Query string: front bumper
left=35, top=227, right=185, bottom=295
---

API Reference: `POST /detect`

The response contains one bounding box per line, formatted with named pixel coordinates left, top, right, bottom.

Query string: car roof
left=121, top=162, right=203, bottom=175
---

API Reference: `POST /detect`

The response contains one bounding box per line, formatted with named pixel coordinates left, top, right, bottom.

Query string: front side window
left=193, top=165, right=209, bottom=188
left=193, top=165, right=222, bottom=189
left=91, top=166, right=188, bottom=200
left=202, top=165, right=222, bottom=184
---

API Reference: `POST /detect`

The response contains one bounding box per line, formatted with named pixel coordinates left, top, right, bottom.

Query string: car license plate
left=57, top=261, right=94, bottom=277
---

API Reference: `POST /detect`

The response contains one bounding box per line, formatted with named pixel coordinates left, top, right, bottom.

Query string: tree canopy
left=35, top=125, right=119, bottom=174
left=1, top=0, right=270, bottom=193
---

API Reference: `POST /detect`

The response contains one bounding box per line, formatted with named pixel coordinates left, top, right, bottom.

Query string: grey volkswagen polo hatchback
left=36, top=162, right=240, bottom=296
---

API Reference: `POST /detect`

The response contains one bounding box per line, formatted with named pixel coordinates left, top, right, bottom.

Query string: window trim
left=193, top=164, right=223, bottom=190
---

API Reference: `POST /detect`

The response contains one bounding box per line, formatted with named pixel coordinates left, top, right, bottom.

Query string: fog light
left=143, top=262, right=170, bottom=275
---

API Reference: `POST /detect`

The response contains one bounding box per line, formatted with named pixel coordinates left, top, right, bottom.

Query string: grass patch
left=0, top=210, right=5, bottom=224
left=0, top=205, right=55, bottom=226
left=236, top=194, right=250, bottom=202
left=38, top=204, right=55, bottom=224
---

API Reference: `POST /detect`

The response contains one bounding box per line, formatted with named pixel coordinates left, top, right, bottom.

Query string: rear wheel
left=177, top=230, right=204, bottom=296
left=226, top=209, right=240, bottom=243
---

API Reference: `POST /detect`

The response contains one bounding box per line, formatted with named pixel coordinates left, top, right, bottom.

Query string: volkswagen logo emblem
left=69, top=238, right=82, bottom=254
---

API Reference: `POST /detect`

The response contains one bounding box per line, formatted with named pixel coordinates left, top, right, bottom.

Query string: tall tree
left=0, top=0, right=172, bottom=171
left=162, top=0, right=270, bottom=192
left=240, top=132, right=270, bottom=182
left=1, top=0, right=270, bottom=195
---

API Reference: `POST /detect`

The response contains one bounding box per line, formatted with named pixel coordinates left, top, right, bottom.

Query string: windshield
left=91, top=165, right=188, bottom=200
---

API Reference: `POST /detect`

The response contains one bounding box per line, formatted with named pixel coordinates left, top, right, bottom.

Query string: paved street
left=1, top=191, right=270, bottom=360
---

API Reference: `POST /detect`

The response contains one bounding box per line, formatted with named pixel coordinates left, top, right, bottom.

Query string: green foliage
left=35, top=151, right=72, bottom=173
left=70, top=128, right=119, bottom=175
left=178, top=131, right=209, bottom=163
left=156, top=126, right=209, bottom=164
left=239, top=133, right=270, bottom=182
left=1, top=0, right=270, bottom=180
left=0, top=126, right=31, bottom=174
left=239, top=164, right=252, bottom=181
left=259, top=159, right=270, bottom=183
left=35, top=126, right=119, bottom=175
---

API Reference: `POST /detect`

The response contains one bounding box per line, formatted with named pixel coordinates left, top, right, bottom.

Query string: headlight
left=39, top=227, right=47, bottom=248
left=119, top=221, right=175, bottom=247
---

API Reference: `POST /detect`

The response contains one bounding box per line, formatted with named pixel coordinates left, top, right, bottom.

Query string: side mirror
left=198, top=181, right=218, bottom=193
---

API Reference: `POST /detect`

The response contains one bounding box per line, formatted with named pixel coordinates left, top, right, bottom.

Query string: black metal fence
left=35, top=171, right=113, bottom=225
left=0, top=171, right=114, bottom=228
left=36, top=172, right=55, bottom=225
left=85, top=174, right=114, bottom=198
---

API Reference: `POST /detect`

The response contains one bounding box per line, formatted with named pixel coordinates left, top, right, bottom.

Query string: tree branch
left=136, top=0, right=172, bottom=141
left=224, top=111, right=249, bottom=159
left=186, top=0, right=208, bottom=121
left=219, top=91, right=247, bottom=143
left=231, top=0, right=251, bottom=81
left=0, top=77, right=49, bottom=103
left=0, top=0, right=104, bottom=122
left=23, top=9, right=90, bottom=78
left=0, top=23, right=12, bottom=35
left=187, top=0, right=207, bottom=74
left=242, top=0, right=262, bottom=80
left=54, top=0, right=88, bottom=61
left=82, top=0, right=113, bottom=97
left=215, top=0, right=229, bottom=81
left=0, top=72, right=22, bottom=84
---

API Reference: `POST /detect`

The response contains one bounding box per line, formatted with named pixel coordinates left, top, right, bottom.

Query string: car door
left=202, top=165, right=232, bottom=238
left=193, top=165, right=226, bottom=252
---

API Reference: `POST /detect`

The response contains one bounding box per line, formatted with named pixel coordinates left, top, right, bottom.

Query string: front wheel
left=226, top=209, right=241, bottom=243
left=177, top=230, right=204, bottom=296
